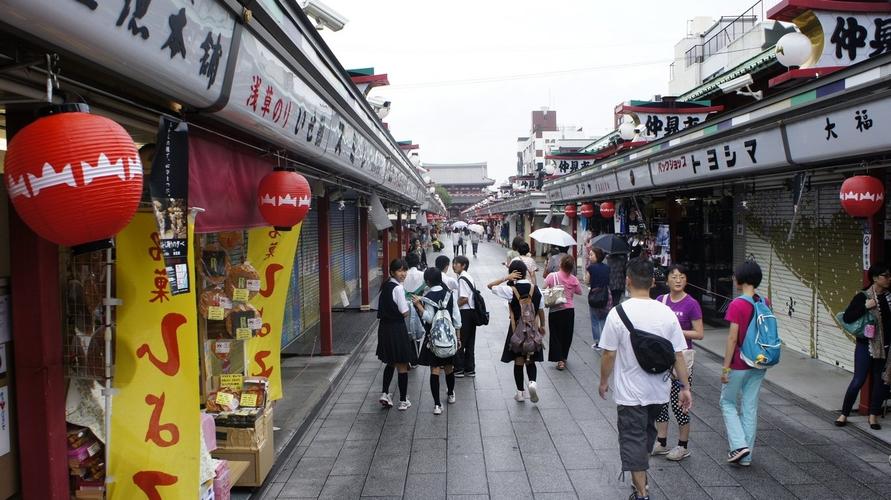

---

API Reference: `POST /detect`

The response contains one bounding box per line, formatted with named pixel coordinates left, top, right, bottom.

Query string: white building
left=516, top=108, right=592, bottom=177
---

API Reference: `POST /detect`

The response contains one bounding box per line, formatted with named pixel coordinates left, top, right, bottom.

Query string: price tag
left=232, top=288, right=250, bottom=302
left=236, top=328, right=252, bottom=340
left=207, top=306, right=225, bottom=320
left=215, top=391, right=235, bottom=407
left=246, top=279, right=261, bottom=291
left=214, top=341, right=230, bottom=354
left=220, top=374, right=243, bottom=390
left=240, top=393, right=258, bottom=407
left=247, top=317, right=263, bottom=330
left=219, top=296, right=233, bottom=309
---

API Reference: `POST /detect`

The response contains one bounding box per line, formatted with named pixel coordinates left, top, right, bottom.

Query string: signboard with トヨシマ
left=649, top=129, right=786, bottom=187
left=785, top=96, right=891, bottom=164
left=5, top=0, right=235, bottom=108
left=812, top=11, right=891, bottom=68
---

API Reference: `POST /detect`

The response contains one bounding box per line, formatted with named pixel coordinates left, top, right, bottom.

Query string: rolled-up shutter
left=282, top=199, right=319, bottom=347
left=330, top=201, right=347, bottom=307
left=342, top=204, right=360, bottom=307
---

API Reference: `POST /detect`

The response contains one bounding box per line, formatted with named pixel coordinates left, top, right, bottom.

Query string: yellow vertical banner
left=110, top=212, right=200, bottom=500
left=246, top=225, right=302, bottom=401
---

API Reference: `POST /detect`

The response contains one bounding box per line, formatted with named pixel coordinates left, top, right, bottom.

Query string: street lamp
left=776, top=32, right=811, bottom=68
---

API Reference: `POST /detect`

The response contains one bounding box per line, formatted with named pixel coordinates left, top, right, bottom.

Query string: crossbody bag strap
left=459, top=275, right=477, bottom=293
left=616, top=304, right=636, bottom=334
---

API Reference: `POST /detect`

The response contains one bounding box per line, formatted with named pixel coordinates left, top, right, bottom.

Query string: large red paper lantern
left=4, top=105, right=143, bottom=247
left=257, top=170, right=312, bottom=230
left=564, top=204, right=577, bottom=218
left=600, top=201, right=616, bottom=218
left=840, top=176, right=885, bottom=217
left=580, top=203, right=595, bottom=218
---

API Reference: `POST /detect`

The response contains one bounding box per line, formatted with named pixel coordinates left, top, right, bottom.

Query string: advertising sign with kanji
left=149, top=117, right=190, bottom=295
left=785, top=96, right=891, bottom=164
left=246, top=225, right=302, bottom=401
left=110, top=212, right=200, bottom=500
left=812, top=11, right=891, bottom=68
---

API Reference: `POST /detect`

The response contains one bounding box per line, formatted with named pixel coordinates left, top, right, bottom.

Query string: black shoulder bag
left=616, top=304, right=676, bottom=374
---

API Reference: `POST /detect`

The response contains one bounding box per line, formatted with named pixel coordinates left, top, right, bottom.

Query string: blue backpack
left=738, top=295, right=781, bottom=369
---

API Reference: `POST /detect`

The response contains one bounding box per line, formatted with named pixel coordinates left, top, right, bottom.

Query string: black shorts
left=617, top=404, right=661, bottom=472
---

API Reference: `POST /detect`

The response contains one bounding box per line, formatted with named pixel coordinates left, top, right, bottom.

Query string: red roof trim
left=768, top=0, right=891, bottom=22
left=768, top=66, right=844, bottom=87
left=350, top=74, right=390, bottom=86
left=545, top=154, right=599, bottom=160
left=617, top=104, right=724, bottom=114
left=399, top=144, right=420, bottom=150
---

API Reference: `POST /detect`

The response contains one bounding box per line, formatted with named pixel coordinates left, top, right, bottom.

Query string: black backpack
left=459, top=276, right=490, bottom=326
left=616, top=304, right=676, bottom=374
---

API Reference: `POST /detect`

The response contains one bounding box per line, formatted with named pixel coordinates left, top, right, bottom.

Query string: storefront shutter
left=329, top=202, right=347, bottom=307
left=286, top=200, right=319, bottom=347
left=342, top=204, right=360, bottom=307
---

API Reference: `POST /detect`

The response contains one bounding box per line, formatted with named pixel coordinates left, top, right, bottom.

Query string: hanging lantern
left=840, top=176, right=885, bottom=218
left=564, top=204, right=577, bottom=218
left=257, top=170, right=312, bottom=230
left=600, top=201, right=616, bottom=218
left=579, top=203, right=595, bottom=218
left=4, top=104, right=143, bottom=247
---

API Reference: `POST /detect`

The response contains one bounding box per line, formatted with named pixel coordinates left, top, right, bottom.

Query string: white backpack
left=423, top=292, right=458, bottom=358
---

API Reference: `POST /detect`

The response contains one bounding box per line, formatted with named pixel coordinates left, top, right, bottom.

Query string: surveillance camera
left=718, top=74, right=755, bottom=94
left=302, top=0, right=348, bottom=32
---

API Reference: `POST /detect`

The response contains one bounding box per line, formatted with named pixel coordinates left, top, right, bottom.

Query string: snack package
left=201, top=244, right=230, bottom=285
left=206, top=387, right=240, bottom=412
left=217, top=231, right=243, bottom=251
left=225, top=262, right=260, bottom=302
left=240, top=377, right=269, bottom=408
left=199, top=288, right=233, bottom=320
left=225, top=303, right=262, bottom=339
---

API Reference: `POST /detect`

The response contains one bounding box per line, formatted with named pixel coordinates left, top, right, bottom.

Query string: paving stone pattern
left=263, top=242, right=891, bottom=499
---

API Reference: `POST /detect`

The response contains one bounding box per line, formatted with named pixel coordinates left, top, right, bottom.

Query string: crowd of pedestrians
left=374, top=227, right=802, bottom=500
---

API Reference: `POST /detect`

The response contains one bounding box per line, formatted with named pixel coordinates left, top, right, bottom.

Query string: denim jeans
left=589, top=307, right=605, bottom=345
left=720, top=368, right=766, bottom=459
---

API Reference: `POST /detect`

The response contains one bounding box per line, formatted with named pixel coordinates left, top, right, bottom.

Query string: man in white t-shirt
left=453, top=255, right=477, bottom=377
left=598, top=259, right=691, bottom=500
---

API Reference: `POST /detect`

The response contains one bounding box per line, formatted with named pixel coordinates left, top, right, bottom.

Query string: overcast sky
left=319, top=0, right=772, bottom=184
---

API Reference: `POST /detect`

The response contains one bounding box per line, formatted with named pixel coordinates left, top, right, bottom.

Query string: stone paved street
left=261, top=241, right=891, bottom=499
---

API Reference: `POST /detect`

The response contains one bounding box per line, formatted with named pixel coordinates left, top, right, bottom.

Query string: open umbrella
left=468, top=224, right=485, bottom=234
left=451, top=221, right=468, bottom=230
left=528, top=227, right=576, bottom=247
left=590, top=233, right=630, bottom=254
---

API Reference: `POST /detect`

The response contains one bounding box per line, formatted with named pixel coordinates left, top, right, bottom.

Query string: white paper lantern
left=776, top=32, right=812, bottom=68
left=618, top=121, right=637, bottom=141
left=544, top=163, right=556, bottom=175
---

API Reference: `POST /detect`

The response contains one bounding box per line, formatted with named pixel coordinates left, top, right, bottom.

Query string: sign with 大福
left=785, top=95, right=891, bottom=164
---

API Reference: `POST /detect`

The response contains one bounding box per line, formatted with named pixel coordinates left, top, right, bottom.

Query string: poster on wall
left=656, top=224, right=671, bottom=266
left=0, top=386, right=9, bottom=457
left=149, top=117, right=191, bottom=295
left=864, top=233, right=871, bottom=271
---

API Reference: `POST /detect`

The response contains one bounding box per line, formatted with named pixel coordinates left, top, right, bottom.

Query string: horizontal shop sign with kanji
left=615, top=163, right=654, bottom=193
left=810, top=11, right=891, bottom=68
left=546, top=171, right=618, bottom=203
left=8, top=0, right=235, bottom=108
left=786, top=95, right=891, bottom=164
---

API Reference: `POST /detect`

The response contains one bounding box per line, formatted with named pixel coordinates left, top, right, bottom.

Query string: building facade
left=424, top=162, right=495, bottom=218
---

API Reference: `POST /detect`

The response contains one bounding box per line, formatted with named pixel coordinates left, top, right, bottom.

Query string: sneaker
left=666, top=446, right=691, bottom=461
left=454, top=370, right=465, bottom=378
left=433, top=405, right=443, bottom=415
left=628, top=493, right=650, bottom=500
left=447, top=392, right=456, bottom=404
left=528, top=381, right=539, bottom=403
left=379, top=393, right=393, bottom=408
left=738, top=459, right=752, bottom=467
left=397, top=399, right=412, bottom=411
left=465, top=370, right=476, bottom=377
left=514, top=390, right=526, bottom=402
left=727, top=447, right=750, bottom=463
left=651, top=443, right=669, bottom=456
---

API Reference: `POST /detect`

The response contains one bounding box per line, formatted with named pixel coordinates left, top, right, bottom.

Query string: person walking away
left=835, top=263, right=891, bottom=429
left=503, top=236, right=524, bottom=268
left=461, top=228, right=470, bottom=255
left=453, top=256, right=478, bottom=377
left=412, top=268, right=462, bottom=415
left=586, top=247, right=611, bottom=349
left=376, top=259, right=418, bottom=410
left=544, top=254, right=583, bottom=370
left=452, top=229, right=461, bottom=256
left=652, top=264, right=703, bottom=461
left=607, top=252, right=629, bottom=305
left=470, top=230, right=481, bottom=258
left=543, top=245, right=569, bottom=279
left=511, top=241, right=539, bottom=287
left=598, top=259, right=691, bottom=500
left=720, top=260, right=770, bottom=465
left=488, top=261, right=546, bottom=403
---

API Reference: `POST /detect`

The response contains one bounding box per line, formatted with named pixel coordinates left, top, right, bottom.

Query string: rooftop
left=423, top=162, right=495, bottom=186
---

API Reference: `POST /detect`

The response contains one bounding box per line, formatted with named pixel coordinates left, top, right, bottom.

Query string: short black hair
left=511, top=236, right=525, bottom=252
left=508, top=259, right=527, bottom=278
left=626, top=258, right=654, bottom=290
left=667, top=263, right=689, bottom=276
left=388, top=258, right=407, bottom=274
left=454, top=255, right=470, bottom=269
left=517, top=242, right=530, bottom=256
left=405, top=252, right=421, bottom=268
left=869, top=263, right=890, bottom=280
left=435, top=255, right=451, bottom=272
left=423, top=268, right=443, bottom=287
left=734, top=260, right=762, bottom=288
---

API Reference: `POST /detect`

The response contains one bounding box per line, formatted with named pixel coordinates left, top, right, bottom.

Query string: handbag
left=836, top=302, right=874, bottom=339
left=542, top=273, right=567, bottom=308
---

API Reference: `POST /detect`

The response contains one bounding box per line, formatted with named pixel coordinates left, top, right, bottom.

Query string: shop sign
left=561, top=172, right=619, bottom=202
left=111, top=213, right=200, bottom=499
left=615, top=163, right=653, bottom=192
left=216, top=31, right=421, bottom=202
left=811, top=11, right=891, bottom=68
left=650, top=129, right=785, bottom=187
left=633, top=112, right=711, bottom=142
left=5, top=0, right=235, bottom=108
left=552, top=158, right=596, bottom=174
left=785, top=96, right=891, bottom=164
left=246, top=226, right=301, bottom=402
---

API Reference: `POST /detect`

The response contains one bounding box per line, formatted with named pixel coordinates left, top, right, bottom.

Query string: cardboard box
left=211, top=441, right=273, bottom=487
left=214, top=406, right=271, bottom=449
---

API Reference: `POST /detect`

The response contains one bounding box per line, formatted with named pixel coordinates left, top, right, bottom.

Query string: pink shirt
left=544, top=270, right=582, bottom=311
left=725, top=295, right=770, bottom=370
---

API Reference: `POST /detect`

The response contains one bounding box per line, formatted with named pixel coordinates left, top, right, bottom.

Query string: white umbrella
left=468, top=224, right=485, bottom=234
left=451, top=221, right=468, bottom=230
left=529, top=227, right=577, bottom=247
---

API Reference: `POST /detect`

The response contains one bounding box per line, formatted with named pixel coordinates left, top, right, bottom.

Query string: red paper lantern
left=257, top=170, right=312, bottom=229
left=564, top=204, right=577, bottom=218
left=4, top=105, right=143, bottom=247
left=580, top=203, right=595, bottom=218
left=840, top=176, right=885, bottom=217
left=600, top=201, right=616, bottom=218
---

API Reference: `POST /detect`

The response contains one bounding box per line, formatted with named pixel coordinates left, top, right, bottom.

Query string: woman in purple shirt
left=653, top=264, right=703, bottom=462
